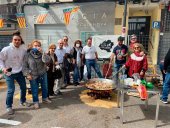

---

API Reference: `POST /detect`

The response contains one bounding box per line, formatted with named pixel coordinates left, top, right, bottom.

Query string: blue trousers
left=161, top=72, right=170, bottom=101
left=5, top=72, right=26, bottom=108
left=29, top=73, right=48, bottom=103
left=85, top=59, right=103, bottom=79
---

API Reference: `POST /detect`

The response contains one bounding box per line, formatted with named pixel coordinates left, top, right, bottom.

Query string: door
left=35, top=24, right=67, bottom=51
left=128, top=16, right=150, bottom=51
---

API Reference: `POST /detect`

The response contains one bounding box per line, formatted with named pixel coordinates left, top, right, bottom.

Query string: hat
left=118, top=36, right=124, bottom=41
left=130, top=34, right=137, bottom=40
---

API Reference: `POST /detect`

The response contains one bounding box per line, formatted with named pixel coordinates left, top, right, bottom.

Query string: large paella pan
left=85, top=78, right=116, bottom=91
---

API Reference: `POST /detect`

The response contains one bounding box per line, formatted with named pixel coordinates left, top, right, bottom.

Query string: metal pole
left=123, top=0, right=127, bottom=28
left=122, top=0, right=128, bottom=37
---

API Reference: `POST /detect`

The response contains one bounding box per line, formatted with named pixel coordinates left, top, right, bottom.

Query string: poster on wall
left=92, top=35, right=121, bottom=59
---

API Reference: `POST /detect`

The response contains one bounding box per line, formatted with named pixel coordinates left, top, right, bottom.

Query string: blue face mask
left=32, top=48, right=39, bottom=53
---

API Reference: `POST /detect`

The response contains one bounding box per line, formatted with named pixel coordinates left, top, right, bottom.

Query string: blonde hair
left=133, top=43, right=142, bottom=51
left=29, top=40, right=41, bottom=49
left=48, top=43, right=56, bottom=49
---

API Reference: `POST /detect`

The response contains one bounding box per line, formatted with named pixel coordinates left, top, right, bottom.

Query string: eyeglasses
left=63, top=39, right=68, bottom=41
left=131, top=38, right=137, bottom=40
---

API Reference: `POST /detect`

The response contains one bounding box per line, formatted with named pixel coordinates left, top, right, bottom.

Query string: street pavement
left=0, top=80, right=170, bottom=128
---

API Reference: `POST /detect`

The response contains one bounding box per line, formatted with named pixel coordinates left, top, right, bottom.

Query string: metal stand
left=120, top=89, right=160, bottom=128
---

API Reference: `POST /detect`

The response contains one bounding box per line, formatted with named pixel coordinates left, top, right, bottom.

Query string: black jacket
left=164, top=48, right=170, bottom=73
left=47, top=52, right=58, bottom=73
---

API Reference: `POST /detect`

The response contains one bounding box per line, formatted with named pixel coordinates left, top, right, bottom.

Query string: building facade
left=1, top=0, right=169, bottom=64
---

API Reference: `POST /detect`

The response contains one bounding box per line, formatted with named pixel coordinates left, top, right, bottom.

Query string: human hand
left=140, top=71, right=144, bottom=76
left=140, top=51, right=144, bottom=56
left=56, top=65, right=61, bottom=69
left=37, top=47, right=43, bottom=53
left=27, top=75, right=33, bottom=80
left=2, top=68, right=8, bottom=74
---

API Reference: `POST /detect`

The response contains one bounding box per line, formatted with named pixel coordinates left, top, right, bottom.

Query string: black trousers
left=47, top=72, right=55, bottom=96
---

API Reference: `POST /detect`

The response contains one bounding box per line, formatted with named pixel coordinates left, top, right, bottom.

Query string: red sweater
left=125, top=52, right=148, bottom=78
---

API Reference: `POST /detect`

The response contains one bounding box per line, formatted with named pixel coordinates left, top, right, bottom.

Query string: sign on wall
left=92, top=35, right=120, bottom=59
left=152, top=21, right=160, bottom=29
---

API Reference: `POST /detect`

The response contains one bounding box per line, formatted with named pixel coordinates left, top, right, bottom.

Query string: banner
left=92, top=35, right=121, bottom=59
left=63, top=6, right=80, bottom=25
left=0, top=15, right=4, bottom=28
left=36, top=11, right=48, bottom=24
left=16, top=13, right=26, bottom=28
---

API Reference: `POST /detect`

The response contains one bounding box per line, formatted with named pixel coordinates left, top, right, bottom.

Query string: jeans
left=85, top=59, right=103, bottom=79
left=73, top=64, right=80, bottom=83
left=5, top=72, right=26, bottom=108
left=114, top=63, right=124, bottom=79
left=161, top=72, right=170, bottom=101
left=29, top=73, right=48, bottom=103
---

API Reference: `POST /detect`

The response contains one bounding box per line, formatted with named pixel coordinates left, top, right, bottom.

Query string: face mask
left=76, top=44, right=80, bottom=47
left=32, top=48, right=39, bottom=53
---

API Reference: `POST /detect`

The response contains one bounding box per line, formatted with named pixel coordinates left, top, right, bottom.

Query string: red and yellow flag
left=0, top=18, right=4, bottom=28
left=63, top=6, right=80, bottom=25
left=71, top=6, right=80, bottom=13
left=36, top=11, right=48, bottom=24
left=16, top=13, right=26, bottom=28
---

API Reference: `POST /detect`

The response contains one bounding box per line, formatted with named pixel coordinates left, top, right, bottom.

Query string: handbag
left=53, top=68, right=62, bottom=79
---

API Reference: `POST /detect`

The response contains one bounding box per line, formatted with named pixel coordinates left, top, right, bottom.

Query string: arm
left=95, top=52, right=98, bottom=60
left=164, top=48, right=170, bottom=71
left=140, top=55, right=148, bottom=76
left=110, top=53, right=114, bottom=65
left=0, top=48, right=8, bottom=74
left=42, top=52, right=51, bottom=63
left=22, top=53, right=32, bottom=80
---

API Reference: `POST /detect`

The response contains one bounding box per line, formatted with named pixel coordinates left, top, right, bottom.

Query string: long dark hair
left=12, top=31, right=25, bottom=44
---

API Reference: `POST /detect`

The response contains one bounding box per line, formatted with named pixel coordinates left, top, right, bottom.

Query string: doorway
left=128, top=16, right=151, bottom=51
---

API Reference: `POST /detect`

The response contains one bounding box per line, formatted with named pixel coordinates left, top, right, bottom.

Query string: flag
left=0, top=15, right=4, bottom=28
left=16, top=13, right=26, bottom=28
left=71, top=6, right=80, bottom=13
left=36, top=11, right=48, bottom=24
left=63, top=6, right=80, bottom=25
left=63, top=8, right=73, bottom=25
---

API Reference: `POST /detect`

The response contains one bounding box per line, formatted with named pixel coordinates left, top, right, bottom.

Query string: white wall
left=22, top=1, right=115, bottom=47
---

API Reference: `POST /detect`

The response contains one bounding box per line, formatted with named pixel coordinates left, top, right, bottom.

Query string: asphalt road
left=0, top=80, right=170, bottom=128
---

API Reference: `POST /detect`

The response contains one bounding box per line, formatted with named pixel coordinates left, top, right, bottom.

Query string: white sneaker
left=7, top=108, right=14, bottom=115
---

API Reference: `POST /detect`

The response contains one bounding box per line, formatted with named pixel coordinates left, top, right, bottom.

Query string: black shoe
left=74, top=82, right=80, bottom=86
left=55, top=91, right=62, bottom=95
left=61, top=86, right=66, bottom=89
left=68, top=82, right=73, bottom=85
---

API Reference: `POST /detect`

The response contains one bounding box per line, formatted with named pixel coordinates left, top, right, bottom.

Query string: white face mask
left=76, top=44, right=80, bottom=47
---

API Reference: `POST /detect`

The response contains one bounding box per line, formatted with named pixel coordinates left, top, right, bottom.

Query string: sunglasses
left=50, top=48, right=56, bottom=50
left=134, top=47, right=140, bottom=49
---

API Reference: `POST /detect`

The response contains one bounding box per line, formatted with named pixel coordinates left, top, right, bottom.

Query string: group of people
left=110, top=35, right=148, bottom=81
left=0, top=31, right=153, bottom=115
left=0, top=32, right=103, bottom=114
